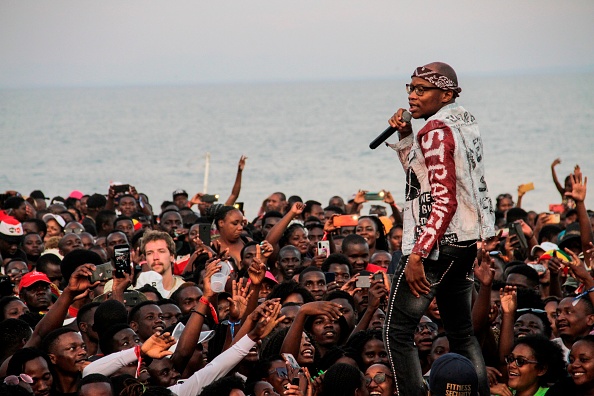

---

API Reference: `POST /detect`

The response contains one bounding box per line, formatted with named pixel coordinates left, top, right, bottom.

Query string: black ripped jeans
left=383, top=242, right=488, bottom=396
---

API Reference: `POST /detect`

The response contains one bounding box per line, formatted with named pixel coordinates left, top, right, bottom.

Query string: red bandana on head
left=412, top=66, right=462, bottom=94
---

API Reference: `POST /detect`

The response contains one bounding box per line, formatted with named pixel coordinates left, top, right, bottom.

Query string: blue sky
left=1, top=0, right=593, bottom=88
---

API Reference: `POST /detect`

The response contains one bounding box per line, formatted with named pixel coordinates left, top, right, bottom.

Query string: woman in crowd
left=345, top=329, right=389, bottom=372
left=356, top=216, right=388, bottom=258
left=0, top=296, right=30, bottom=321
left=365, top=362, right=396, bottom=396
left=211, top=205, right=248, bottom=265
left=490, top=335, right=565, bottom=396
left=41, top=214, right=65, bottom=242
left=549, top=335, right=594, bottom=396
left=266, top=203, right=310, bottom=263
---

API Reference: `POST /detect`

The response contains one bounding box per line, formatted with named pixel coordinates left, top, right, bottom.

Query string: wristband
left=134, top=345, right=142, bottom=378
left=199, top=296, right=219, bottom=324
left=194, top=311, right=207, bottom=320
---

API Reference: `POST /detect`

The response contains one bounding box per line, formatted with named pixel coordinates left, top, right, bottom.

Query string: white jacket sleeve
left=387, top=133, right=414, bottom=172
left=82, top=347, right=138, bottom=377
left=168, top=334, right=256, bottom=396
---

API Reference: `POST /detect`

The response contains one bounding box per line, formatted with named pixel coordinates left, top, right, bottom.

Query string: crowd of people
left=0, top=155, right=591, bottom=396
left=2, top=101, right=594, bottom=396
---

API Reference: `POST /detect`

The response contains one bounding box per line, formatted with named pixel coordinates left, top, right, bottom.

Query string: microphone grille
left=402, top=111, right=412, bottom=123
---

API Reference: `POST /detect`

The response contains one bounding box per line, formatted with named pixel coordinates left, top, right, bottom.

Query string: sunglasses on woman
left=365, top=372, right=393, bottom=386
left=504, top=355, right=538, bottom=367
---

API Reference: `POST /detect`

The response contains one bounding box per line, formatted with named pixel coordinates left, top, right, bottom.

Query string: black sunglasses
left=365, top=372, right=393, bottom=386
left=415, top=322, right=438, bottom=333
left=505, top=355, right=538, bottom=367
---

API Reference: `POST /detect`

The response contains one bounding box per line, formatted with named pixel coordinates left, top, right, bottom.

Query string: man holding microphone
left=383, top=62, right=495, bottom=396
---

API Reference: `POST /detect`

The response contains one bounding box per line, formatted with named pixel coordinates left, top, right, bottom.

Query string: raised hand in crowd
left=340, top=274, right=361, bottom=297
left=551, top=157, right=565, bottom=197
left=246, top=299, right=285, bottom=341
left=498, top=285, right=517, bottom=364
left=472, top=249, right=496, bottom=333
left=564, top=247, right=594, bottom=291
left=565, top=169, right=587, bottom=203
left=352, top=272, right=388, bottom=335
left=382, top=190, right=403, bottom=224
left=348, top=190, right=367, bottom=215
left=141, top=331, right=176, bottom=359
left=202, top=259, right=223, bottom=300
left=265, top=202, right=305, bottom=252
left=227, top=278, right=252, bottom=322
left=25, top=264, right=100, bottom=348
left=224, top=155, right=247, bottom=206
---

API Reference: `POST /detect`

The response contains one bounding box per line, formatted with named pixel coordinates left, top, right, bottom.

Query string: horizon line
left=1, top=65, right=592, bottom=91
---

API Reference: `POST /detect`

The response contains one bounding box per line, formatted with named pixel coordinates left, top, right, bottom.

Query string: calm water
left=1, top=73, right=593, bottom=218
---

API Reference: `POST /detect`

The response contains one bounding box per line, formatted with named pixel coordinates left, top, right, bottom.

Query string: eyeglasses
left=8, top=268, right=28, bottom=276
left=415, top=322, right=438, bottom=333
left=406, top=84, right=443, bottom=96
left=517, top=308, right=546, bottom=315
left=365, top=372, right=393, bottom=386
left=268, top=367, right=288, bottom=379
left=4, top=373, right=33, bottom=385
left=505, top=355, right=539, bottom=367
left=64, top=228, right=84, bottom=234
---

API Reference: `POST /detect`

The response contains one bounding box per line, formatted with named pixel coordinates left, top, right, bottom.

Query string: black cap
left=30, top=190, right=49, bottom=200
left=172, top=189, right=188, bottom=198
left=558, top=222, right=581, bottom=250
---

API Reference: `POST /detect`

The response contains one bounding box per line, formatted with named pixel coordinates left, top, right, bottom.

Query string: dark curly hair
left=279, top=223, right=306, bottom=248
left=200, top=375, right=245, bottom=396
left=321, top=253, right=353, bottom=274
left=513, top=334, right=565, bottom=387
left=344, top=329, right=386, bottom=371
left=320, top=363, right=364, bottom=396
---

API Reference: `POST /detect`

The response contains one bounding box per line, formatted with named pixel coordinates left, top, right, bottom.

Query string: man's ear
left=441, top=90, right=454, bottom=103
left=586, top=313, right=594, bottom=328
left=79, top=322, right=88, bottom=333
left=48, top=353, right=57, bottom=365
left=129, top=321, right=138, bottom=332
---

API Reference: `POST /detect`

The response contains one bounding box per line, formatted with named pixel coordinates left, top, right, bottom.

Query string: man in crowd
left=141, top=230, right=185, bottom=297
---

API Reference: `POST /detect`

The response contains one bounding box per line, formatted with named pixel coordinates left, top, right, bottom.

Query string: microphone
left=369, top=111, right=412, bottom=149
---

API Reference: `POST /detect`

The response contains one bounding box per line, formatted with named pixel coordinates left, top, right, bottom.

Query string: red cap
left=246, top=271, right=279, bottom=286
left=19, top=271, right=52, bottom=292
left=68, top=190, right=84, bottom=200
left=264, top=271, right=279, bottom=284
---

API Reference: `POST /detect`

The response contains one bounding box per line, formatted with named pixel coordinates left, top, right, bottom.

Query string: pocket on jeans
left=423, top=258, right=453, bottom=286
